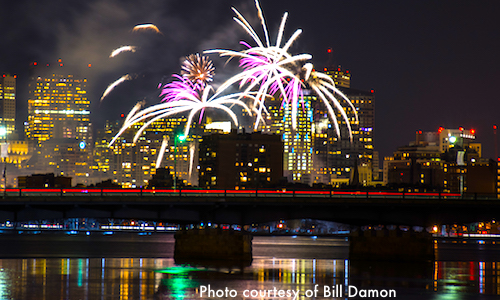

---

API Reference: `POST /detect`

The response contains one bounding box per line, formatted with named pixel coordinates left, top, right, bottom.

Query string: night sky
left=1, top=0, right=499, bottom=160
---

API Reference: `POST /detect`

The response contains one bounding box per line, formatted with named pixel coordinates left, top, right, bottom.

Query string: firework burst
left=181, top=54, right=215, bottom=87
left=206, top=0, right=358, bottom=139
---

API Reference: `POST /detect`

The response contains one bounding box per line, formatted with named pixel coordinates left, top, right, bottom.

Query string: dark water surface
left=0, top=233, right=499, bottom=299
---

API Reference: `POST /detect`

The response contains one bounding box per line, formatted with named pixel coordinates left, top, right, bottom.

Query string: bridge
left=0, top=188, right=498, bottom=226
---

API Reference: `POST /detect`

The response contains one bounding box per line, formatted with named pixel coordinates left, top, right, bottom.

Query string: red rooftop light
left=470, top=129, right=476, bottom=135
left=459, top=127, right=464, bottom=131
left=324, top=68, right=327, bottom=71
left=438, top=127, right=444, bottom=133
left=327, top=48, right=332, bottom=53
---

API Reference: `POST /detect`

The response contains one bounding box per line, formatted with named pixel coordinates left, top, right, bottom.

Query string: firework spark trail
left=189, top=143, right=195, bottom=179
left=159, top=75, right=200, bottom=102
left=124, top=101, right=145, bottom=124
left=155, top=136, right=169, bottom=169
left=206, top=0, right=358, bottom=139
left=132, top=24, right=162, bottom=34
left=110, top=46, right=137, bottom=58
left=254, top=0, right=270, bottom=47
left=100, top=74, right=132, bottom=102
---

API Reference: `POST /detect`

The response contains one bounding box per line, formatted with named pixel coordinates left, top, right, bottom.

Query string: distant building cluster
left=384, top=127, right=499, bottom=196
left=1, top=60, right=498, bottom=198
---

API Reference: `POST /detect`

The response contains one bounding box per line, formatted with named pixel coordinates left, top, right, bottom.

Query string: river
left=0, top=233, right=498, bottom=299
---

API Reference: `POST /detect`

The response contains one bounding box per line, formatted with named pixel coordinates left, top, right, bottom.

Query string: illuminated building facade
left=37, top=138, right=94, bottom=185
left=312, top=88, right=374, bottom=186
left=498, top=160, right=500, bottom=197
left=261, top=94, right=313, bottom=184
left=383, top=127, right=497, bottom=195
left=199, top=131, right=283, bottom=189
left=26, top=72, right=91, bottom=143
left=26, top=69, right=93, bottom=185
left=100, top=117, right=202, bottom=188
left=0, top=140, right=33, bottom=188
left=0, top=74, right=16, bottom=138
left=94, top=120, right=120, bottom=180
left=324, top=66, right=351, bottom=88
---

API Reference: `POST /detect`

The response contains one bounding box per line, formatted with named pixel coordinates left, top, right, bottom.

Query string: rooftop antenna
left=494, top=125, right=498, bottom=159
left=326, top=48, right=334, bottom=69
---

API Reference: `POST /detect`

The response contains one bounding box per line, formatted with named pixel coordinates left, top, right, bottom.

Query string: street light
left=173, top=134, right=186, bottom=190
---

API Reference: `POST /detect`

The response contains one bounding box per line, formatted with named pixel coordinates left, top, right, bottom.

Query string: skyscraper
left=26, top=65, right=93, bottom=184
left=261, top=94, right=313, bottom=184
left=26, top=72, right=91, bottom=143
left=312, top=67, right=375, bottom=186
left=324, top=66, right=351, bottom=88
left=0, top=74, right=16, bottom=138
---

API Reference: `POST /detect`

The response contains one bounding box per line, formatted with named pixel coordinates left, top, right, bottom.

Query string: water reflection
left=0, top=237, right=498, bottom=299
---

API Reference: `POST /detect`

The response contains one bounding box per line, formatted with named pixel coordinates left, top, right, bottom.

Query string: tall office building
left=324, top=66, right=351, bottom=88
left=0, top=74, right=16, bottom=138
left=26, top=72, right=91, bottom=143
left=312, top=67, right=375, bottom=186
left=26, top=65, right=93, bottom=184
left=261, top=94, right=313, bottom=184
left=259, top=65, right=372, bottom=186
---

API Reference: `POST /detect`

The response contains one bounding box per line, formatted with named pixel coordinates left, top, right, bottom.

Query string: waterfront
left=0, top=234, right=499, bottom=299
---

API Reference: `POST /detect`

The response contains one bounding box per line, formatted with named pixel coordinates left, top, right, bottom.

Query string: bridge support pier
left=174, top=228, right=252, bottom=268
left=349, top=228, right=434, bottom=261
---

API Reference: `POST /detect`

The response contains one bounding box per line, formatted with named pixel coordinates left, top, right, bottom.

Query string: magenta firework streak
left=159, top=74, right=199, bottom=103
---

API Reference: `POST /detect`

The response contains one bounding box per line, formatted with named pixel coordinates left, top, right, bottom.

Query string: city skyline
left=1, top=0, right=499, bottom=160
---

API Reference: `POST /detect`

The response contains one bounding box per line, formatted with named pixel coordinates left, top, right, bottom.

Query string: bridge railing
left=0, top=187, right=494, bottom=200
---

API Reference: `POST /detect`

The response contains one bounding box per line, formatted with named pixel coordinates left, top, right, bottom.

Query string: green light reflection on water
left=0, top=268, right=7, bottom=299
left=78, top=259, right=83, bottom=287
left=155, top=266, right=200, bottom=300
left=433, top=280, right=467, bottom=300
left=156, top=266, right=199, bottom=275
